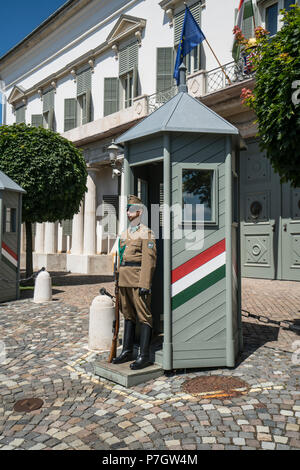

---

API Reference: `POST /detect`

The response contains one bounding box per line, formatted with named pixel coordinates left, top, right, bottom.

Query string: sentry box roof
left=116, top=91, right=239, bottom=144
left=0, top=171, right=26, bottom=193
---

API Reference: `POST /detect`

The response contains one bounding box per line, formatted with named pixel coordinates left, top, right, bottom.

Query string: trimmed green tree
left=0, top=123, right=87, bottom=277
left=237, top=5, right=300, bottom=187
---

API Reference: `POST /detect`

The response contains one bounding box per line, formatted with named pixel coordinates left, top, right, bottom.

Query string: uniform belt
left=120, top=261, right=141, bottom=267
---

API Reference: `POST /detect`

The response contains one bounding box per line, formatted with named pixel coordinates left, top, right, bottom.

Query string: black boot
left=112, top=320, right=135, bottom=364
left=130, top=323, right=152, bottom=370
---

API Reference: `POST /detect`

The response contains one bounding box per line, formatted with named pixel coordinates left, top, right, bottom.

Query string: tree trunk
left=25, top=221, right=33, bottom=280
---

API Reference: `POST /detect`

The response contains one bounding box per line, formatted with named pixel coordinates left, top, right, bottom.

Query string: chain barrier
left=0, top=268, right=71, bottom=286
left=242, top=309, right=300, bottom=333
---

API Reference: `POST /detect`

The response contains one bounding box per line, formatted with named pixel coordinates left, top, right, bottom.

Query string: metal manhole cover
left=182, top=375, right=250, bottom=398
left=14, top=398, right=44, bottom=413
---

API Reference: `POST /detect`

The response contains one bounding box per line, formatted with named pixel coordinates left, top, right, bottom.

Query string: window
left=64, top=98, right=77, bottom=132
left=15, top=104, right=25, bottom=124
left=121, top=71, right=133, bottom=109
left=43, top=88, right=55, bottom=130
left=182, top=169, right=215, bottom=223
left=284, top=0, right=296, bottom=11
left=76, top=67, right=92, bottom=126
left=266, top=2, right=278, bottom=35
left=119, top=42, right=139, bottom=109
left=103, top=78, right=120, bottom=117
left=31, top=115, right=43, bottom=127
left=156, top=48, right=174, bottom=94
left=3, top=207, right=17, bottom=233
left=174, top=1, right=202, bottom=75
left=104, top=41, right=139, bottom=116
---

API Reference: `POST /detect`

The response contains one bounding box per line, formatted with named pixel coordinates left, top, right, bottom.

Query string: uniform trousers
left=119, top=287, right=152, bottom=328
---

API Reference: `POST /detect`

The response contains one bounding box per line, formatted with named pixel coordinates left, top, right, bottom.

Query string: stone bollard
left=88, top=293, right=114, bottom=351
left=33, top=269, right=52, bottom=303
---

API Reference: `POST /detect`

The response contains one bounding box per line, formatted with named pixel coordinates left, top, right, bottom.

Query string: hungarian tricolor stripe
left=1, top=242, right=18, bottom=272
left=232, top=0, right=255, bottom=61
left=172, top=239, right=226, bottom=310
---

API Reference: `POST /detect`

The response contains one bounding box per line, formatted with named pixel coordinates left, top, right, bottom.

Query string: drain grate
left=14, top=398, right=44, bottom=413
left=182, top=375, right=250, bottom=398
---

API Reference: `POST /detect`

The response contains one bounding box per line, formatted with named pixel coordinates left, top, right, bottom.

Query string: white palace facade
left=1, top=0, right=299, bottom=281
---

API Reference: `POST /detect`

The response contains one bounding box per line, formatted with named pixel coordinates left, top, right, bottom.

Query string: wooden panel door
left=240, top=140, right=281, bottom=279
left=281, top=184, right=300, bottom=281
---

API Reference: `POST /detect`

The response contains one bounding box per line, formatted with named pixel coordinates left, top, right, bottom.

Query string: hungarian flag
left=232, top=0, right=254, bottom=61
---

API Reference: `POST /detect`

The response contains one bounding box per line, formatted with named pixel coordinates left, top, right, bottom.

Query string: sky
left=0, top=0, right=68, bottom=123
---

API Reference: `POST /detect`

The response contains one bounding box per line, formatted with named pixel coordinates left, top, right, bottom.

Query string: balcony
left=147, top=59, right=255, bottom=114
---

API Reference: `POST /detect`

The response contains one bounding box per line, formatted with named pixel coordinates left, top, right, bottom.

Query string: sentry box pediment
left=116, top=87, right=242, bottom=372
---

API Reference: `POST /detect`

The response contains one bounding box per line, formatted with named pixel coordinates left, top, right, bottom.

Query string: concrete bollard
left=88, top=293, right=114, bottom=351
left=33, top=270, right=52, bottom=303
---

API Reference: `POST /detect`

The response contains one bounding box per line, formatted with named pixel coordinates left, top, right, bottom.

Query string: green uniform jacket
left=118, top=224, right=157, bottom=290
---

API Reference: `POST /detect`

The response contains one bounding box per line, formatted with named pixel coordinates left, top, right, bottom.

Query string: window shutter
left=64, top=98, right=77, bottom=131
left=103, top=195, right=119, bottom=236
left=31, top=114, right=43, bottom=127
left=77, top=68, right=91, bottom=97
left=16, top=105, right=25, bottom=124
left=82, top=89, right=92, bottom=125
left=48, top=108, right=55, bottom=130
left=174, top=1, right=201, bottom=45
left=61, top=219, right=73, bottom=237
left=133, top=64, right=139, bottom=98
left=119, top=42, right=138, bottom=76
left=104, top=78, right=120, bottom=117
left=156, top=48, right=174, bottom=93
left=43, top=89, right=54, bottom=114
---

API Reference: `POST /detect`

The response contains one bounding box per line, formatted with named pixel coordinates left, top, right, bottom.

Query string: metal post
left=163, top=133, right=172, bottom=370
left=225, top=136, right=235, bottom=367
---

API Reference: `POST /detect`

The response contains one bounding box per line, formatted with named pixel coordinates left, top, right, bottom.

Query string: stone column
left=71, top=201, right=84, bottom=255
left=35, top=223, right=44, bottom=253
left=83, top=168, right=97, bottom=255
left=57, top=223, right=67, bottom=253
left=44, top=222, right=57, bottom=254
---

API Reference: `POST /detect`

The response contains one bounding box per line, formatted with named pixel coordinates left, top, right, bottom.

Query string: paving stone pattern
left=0, top=277, right=299, bottom=450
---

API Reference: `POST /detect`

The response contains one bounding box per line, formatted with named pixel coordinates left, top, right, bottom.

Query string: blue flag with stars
left=174, top=5, right=206, bottom=85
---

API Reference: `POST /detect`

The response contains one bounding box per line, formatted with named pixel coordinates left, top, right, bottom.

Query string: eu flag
left=174, top=5, right=206, bottom=85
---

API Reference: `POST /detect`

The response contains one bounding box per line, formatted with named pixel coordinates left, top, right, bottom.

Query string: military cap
left=128, top=195, right=143, bottom=206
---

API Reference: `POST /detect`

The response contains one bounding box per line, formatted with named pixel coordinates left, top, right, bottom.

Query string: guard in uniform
left=113, top=195, right=157, bottom=370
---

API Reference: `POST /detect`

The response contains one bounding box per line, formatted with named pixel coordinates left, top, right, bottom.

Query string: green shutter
left=119, top=42, right=138, bottom=76
left=43, top=89, right=54, bottom=113
left=104, top=78, right=120, bottom=117
left=16, top=105, right=25, bottom=124
left=174, top=1, right=201, bottom=45
left=82, top=89, right=92, bottom=125
left=31, top=114, right=43, bottom=127
left=156, top=48, right=174, bottom=93
left=64, top=98, right=77, bottom=131
left=133, top=64, right=139, bottom=98
left=61, top=219, right=73, bottom=237
left=77, top=68, right=91, bottom=97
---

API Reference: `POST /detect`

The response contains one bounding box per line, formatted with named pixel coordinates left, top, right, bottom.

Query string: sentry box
left=0, top=171, right=26, bottom=303
left=116, top=69, right=243, bottom=371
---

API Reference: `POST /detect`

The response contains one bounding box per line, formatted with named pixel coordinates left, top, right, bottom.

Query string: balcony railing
left=206, top=59, right=255, bottom=94
left=147, top=85, right=177, bottom=114
left=147, top=59, right=255, bottom=114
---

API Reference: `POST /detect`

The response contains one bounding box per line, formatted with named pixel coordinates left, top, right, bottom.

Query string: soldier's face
left=127, top=205, right=141, bottom=222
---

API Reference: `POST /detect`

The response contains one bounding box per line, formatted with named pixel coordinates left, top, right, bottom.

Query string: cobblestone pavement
left=0, top=277, right=299, bottom=450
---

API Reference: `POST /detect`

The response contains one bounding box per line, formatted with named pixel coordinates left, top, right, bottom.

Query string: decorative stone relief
left=246, top=154, right=269, bottom=183
left=245, top=235, right=270, bottom=266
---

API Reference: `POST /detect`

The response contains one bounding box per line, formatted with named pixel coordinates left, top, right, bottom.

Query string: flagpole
left=205, top=38, right=232, bottom=85
left=182, top=2, right=232, bottom=86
